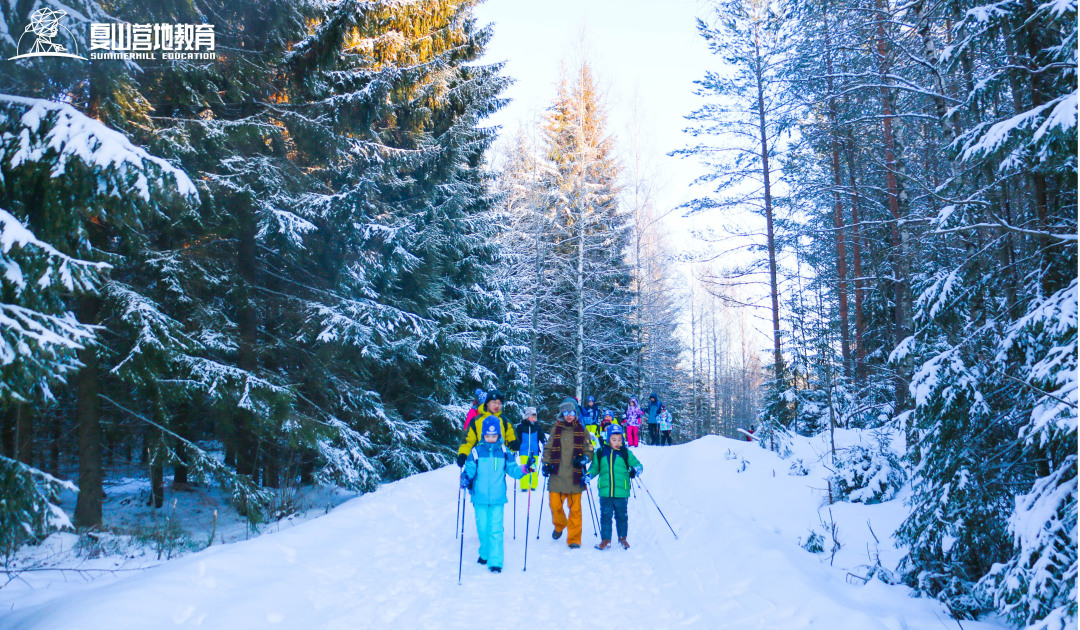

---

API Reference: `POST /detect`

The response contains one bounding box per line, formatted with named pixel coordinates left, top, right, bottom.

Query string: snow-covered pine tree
left=677, top=0, right=798, bottom=437
left=538, top=61, right=636, bottom=406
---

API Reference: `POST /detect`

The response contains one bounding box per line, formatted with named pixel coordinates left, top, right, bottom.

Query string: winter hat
left=587, top=395, right=595, bottom=402
left=481, top=416, right=501, bottom=438
left=629, top=396, right=638, bottom=404
left=606, top=424, right=624, bottom=440
left=659, top=403, right=666, bottom=410
left=486, top=389, right=504, bottom=404
left=602, top=409, right=613, bottom=419
left=650, top=393, right=658, bottom=401
left=475, top=388, right=487, bottom=404
left=523, top=406, right=537, bottom=418
left=558, top=397, right=577, bottom=416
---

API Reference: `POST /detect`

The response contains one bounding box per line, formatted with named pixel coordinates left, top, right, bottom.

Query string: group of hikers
left=455, top=388, right=673, bottom=575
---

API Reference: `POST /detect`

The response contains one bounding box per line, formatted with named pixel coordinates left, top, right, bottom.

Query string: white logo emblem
left=9, top=8, right=86, bottom=60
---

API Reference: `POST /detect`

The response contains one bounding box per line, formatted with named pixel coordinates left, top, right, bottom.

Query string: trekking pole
left=635, top=477, right=678, bottom=540
left=523, top=483, right=532, bottom=571
left=583, top=472, right=598, bottom=538
left=457, top=490, right=467, bottom=584
left=456, top=483, right=462, bottom=539
left=536, top=475, right=548, bottom=539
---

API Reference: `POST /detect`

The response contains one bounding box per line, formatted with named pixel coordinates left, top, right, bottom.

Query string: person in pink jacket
left=623, top=397, right=644, bottom=447
left=464, top=389, right=487, bottom=432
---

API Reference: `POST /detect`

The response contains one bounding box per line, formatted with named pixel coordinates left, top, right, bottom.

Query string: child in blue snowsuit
left=462, top=416, right=533, bottom=573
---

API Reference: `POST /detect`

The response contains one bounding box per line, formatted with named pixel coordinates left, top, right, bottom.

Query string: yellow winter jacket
left=458, top=409, right=517, bottom=457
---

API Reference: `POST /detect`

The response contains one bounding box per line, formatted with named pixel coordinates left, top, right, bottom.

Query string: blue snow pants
left=599, top=497, right=628, bottom=541
left=474, top=503, right=505, bottom=569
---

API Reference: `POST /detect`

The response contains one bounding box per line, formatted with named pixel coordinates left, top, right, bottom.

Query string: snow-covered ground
left=2, top=435, right=1008, bottom=629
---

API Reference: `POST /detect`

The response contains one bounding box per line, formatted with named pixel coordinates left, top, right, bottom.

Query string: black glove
left=456, top=453, right=467, bottom=468
left=629, top=468, right=637, bottom=478
left=576, top=455, right=590, bottom=468
left=541, top=463, right=553, bottom=477
left=508, top=439, right=521, bottom=452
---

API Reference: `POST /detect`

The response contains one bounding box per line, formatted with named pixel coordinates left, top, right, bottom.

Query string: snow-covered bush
left=788, top=459, right=809, bottom=476
left=832, top=445, right=904, bottom=504
left=0, top=456, right=75, bottom=558
left=802, top=530, right=825, bottom=554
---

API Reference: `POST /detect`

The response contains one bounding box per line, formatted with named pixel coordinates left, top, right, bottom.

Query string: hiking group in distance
left=454, top=388, right=676, bottom=576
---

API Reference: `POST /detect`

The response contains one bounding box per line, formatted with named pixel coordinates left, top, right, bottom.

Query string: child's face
left=486, top=399, right=502, bottom=415
left=610, top=434, right=624, bottom=449
left=528, top=415, right=537, bottom=423
left=483, top=433, right=499, bottom=444
left=604, top=415, right=613, bottom=423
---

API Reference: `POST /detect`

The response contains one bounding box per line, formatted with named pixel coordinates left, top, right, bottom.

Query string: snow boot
left=489, top=566, right=502, bottom=573
left=552, top=528, right=563, bottom=540
left=477, top=557, right=487, bottom=565
left=568, top=543, right=581, bottom=549
left=618, top=537, right=630, bottom=549
left=595, top=540, right=611, bottom=550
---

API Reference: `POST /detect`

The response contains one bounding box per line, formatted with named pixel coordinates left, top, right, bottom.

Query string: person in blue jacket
left=580, top=396, right=600, bottom=439
left=645, top=393, right=661, bottom=445
left=515, top=406, right=546, bottom=492
left=462, top=416, right=533, bottom=573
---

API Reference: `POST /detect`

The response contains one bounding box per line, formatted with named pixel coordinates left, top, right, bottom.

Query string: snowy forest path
left=4, top=438, right=1007, bottom=630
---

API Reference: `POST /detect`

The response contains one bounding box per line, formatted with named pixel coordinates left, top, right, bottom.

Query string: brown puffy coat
left=542, top=418, right=594, bottom=495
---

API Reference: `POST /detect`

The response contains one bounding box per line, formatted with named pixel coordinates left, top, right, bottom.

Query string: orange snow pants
left=549, top=492, right=583, bottom=546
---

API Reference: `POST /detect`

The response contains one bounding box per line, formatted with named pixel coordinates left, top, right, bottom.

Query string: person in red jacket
left=463, top=388, right=486, bottom=433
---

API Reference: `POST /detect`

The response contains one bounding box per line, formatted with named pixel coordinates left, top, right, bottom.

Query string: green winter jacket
left=588, top=445, right=642, bottom=499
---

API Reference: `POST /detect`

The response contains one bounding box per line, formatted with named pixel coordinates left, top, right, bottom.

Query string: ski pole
left=456, top=483, right=462, bottom=539
left=635, top=477, right=677, bottom=540
left=457, top=490, right=467, bottom=584
left=581, top=468, right=597, bottom=538
left=523, top=483, right=532, bottom=571
left=536, top=475, right=548, bottom=539
left=586, top=477, right=599, bottom=537
left=513, top=476, right=517, bottom=540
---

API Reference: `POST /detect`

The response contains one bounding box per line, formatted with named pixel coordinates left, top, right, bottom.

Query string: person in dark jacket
left=588, top=424, right=642, bottom=550
left=645, top=393, right=661, bottom=445
left=515, top=406, right=546, bottom=492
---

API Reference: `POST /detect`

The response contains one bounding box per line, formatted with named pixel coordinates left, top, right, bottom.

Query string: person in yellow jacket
left=457, top=389, right=518, bottom=467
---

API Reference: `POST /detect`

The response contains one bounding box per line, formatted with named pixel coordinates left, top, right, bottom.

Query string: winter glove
left=629, top=467, right=638, bottom=479
left=526, top=455, right=536, bottom=469
left=508, top=438, right=521, bottom=452
left=541, top=463, right=553, bottom=477
left=575, top=455, right=590, bottom=468
left=460, top=472, right=472, bottom=489
left=456, top=453, right=467, bottom=468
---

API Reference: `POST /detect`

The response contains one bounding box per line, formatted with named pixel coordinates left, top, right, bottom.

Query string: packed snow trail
left=4, top=436, right=1006, bottom=629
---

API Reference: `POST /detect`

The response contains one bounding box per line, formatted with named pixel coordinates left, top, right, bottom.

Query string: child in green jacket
left=587, top=424, right=642, bottom=550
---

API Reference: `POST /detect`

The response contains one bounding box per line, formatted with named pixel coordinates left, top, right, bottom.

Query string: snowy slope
left=3, top=436, right=1007, bottom=629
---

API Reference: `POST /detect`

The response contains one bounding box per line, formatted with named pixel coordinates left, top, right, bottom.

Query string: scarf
left=549, top=419, right=587, bottom=484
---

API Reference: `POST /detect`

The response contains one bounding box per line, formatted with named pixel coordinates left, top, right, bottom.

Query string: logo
left=89, top=23, right=216, bottom=60
left=9, top=8, right=85, bottom=61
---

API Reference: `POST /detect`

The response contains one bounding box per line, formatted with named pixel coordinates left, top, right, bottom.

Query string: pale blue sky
left=473, top=0, right=717, bottom=234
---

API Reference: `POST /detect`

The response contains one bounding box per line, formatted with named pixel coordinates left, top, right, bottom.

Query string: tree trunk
left=50, top=412, right=61, bottom=476
left=843, top=138, right=868, bottom=379
left=874, top=0, right=913, bottom=427
left=234, top=207, right=259, bottom=478
left=13, top=402, right=33, bottom=466
left=74, top=295, right=104, bottom=529
left=574, top=201, right=585, bottom=402
left=754, top=31, right=783, bottom=381
left=823, top=13, right=852, bottom=377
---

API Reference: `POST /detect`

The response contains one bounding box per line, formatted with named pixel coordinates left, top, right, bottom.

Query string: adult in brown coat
left=541, top=398, right=594, bottom=548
